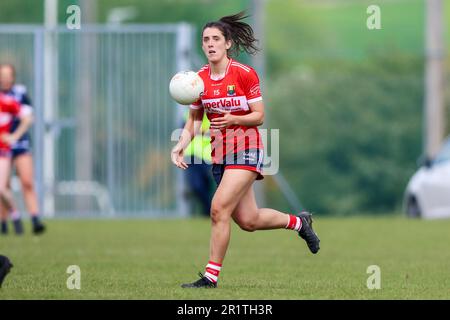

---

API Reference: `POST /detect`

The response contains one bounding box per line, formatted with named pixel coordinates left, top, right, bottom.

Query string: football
left=169, top=71, right=204, bottom=105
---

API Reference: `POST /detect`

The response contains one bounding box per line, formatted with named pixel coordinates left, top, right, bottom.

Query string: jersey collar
left=208, top=58, right=232, bottom=81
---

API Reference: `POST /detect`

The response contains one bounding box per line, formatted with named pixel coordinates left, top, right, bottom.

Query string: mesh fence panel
left=0, top=24, right=192, bottom=218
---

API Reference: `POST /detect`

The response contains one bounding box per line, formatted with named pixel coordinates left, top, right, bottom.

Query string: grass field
left=1, top=216, right=450, bottom=299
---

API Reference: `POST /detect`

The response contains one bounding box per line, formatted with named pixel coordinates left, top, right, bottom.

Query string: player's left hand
left=0, top=134, right=17, bottom=146
left=210, top=110, right=236, bottom=129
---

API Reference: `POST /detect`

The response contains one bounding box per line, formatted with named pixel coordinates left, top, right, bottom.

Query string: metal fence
left=0, top=24, right=194, bottom=218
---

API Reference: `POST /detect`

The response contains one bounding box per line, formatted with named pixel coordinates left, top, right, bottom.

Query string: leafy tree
left=266, top=53, right=423, bottom=214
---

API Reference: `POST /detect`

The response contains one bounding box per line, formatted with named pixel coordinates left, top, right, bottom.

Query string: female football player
left=0, top=64, right=44, bottom=235
left=171, top=12, right=320, bottom=288
left=0, top=89, right=33, bottom=235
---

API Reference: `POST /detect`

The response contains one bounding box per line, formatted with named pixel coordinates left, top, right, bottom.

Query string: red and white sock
left=204, top=261, right=222, bottom=284
left=286, top=214, right=302, bottom=232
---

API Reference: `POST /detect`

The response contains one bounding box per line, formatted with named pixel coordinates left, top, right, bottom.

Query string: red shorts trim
left=224, top=165, right=264, bottom=180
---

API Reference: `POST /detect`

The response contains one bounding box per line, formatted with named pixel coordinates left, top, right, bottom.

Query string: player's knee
left=210, top=201, right=230, bottom=224
left=237, top=219, right=257, bottom=232
left=21, top=179, right=34, bottom=192
left=0, top=189, right=11, bottom=203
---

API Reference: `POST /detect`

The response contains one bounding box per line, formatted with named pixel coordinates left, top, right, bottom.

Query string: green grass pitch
left=1, top=216, right=450, bottom=299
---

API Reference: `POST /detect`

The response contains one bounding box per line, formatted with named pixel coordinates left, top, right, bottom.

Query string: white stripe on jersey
left=231, top=62, right=251, bottom=72
left=226, top=60, right=232, bottom=74
left=247, top=97, right=263, bottom=104
left=231, top=61, right=251, bottom=69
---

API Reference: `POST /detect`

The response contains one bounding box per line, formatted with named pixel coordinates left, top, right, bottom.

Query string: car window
left=434, top=139, right=450, bottom=165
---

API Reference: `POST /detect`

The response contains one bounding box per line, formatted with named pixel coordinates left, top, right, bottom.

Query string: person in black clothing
left=0, top=255, right=12, bottom=287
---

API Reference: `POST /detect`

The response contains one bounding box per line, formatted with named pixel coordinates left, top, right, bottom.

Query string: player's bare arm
left=1, top=113, right=33, bottom=146
left=171, top=107, right=204, bottom=169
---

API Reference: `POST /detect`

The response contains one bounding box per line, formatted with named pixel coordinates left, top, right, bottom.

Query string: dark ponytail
left=203, top=11, right=259, bottom=57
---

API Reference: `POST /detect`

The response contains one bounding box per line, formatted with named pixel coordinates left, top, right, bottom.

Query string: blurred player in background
left=171, top=12, right=320, bottom=288
left=183, top=111, right=213, bottom=217
left=0, top=87, right=33, bottom=234
left=0, top=64, right=45, bottom=235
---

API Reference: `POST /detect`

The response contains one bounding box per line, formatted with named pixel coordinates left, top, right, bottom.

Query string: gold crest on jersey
left=227, top=85, right=236, bottom=96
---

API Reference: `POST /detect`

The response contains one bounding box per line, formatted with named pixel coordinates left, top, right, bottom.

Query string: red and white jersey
left=0, top=93, right=22, bottom=151
left=191, top=59, right=264, bottom=164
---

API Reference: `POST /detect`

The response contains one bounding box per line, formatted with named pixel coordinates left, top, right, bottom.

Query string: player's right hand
left=0, top=133, right=16, bottom=146
left=171, top=144, right=188, bottom=170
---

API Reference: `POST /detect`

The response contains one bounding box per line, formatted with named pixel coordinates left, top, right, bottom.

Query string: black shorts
left=12, top=147, right=30, bottom=159
left=212, top=148, right=264, bottom=186
left=12, top=139, right=31, bottom=159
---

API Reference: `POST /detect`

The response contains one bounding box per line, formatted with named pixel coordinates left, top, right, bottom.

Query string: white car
left=404, top=137, right=450, bottom=219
